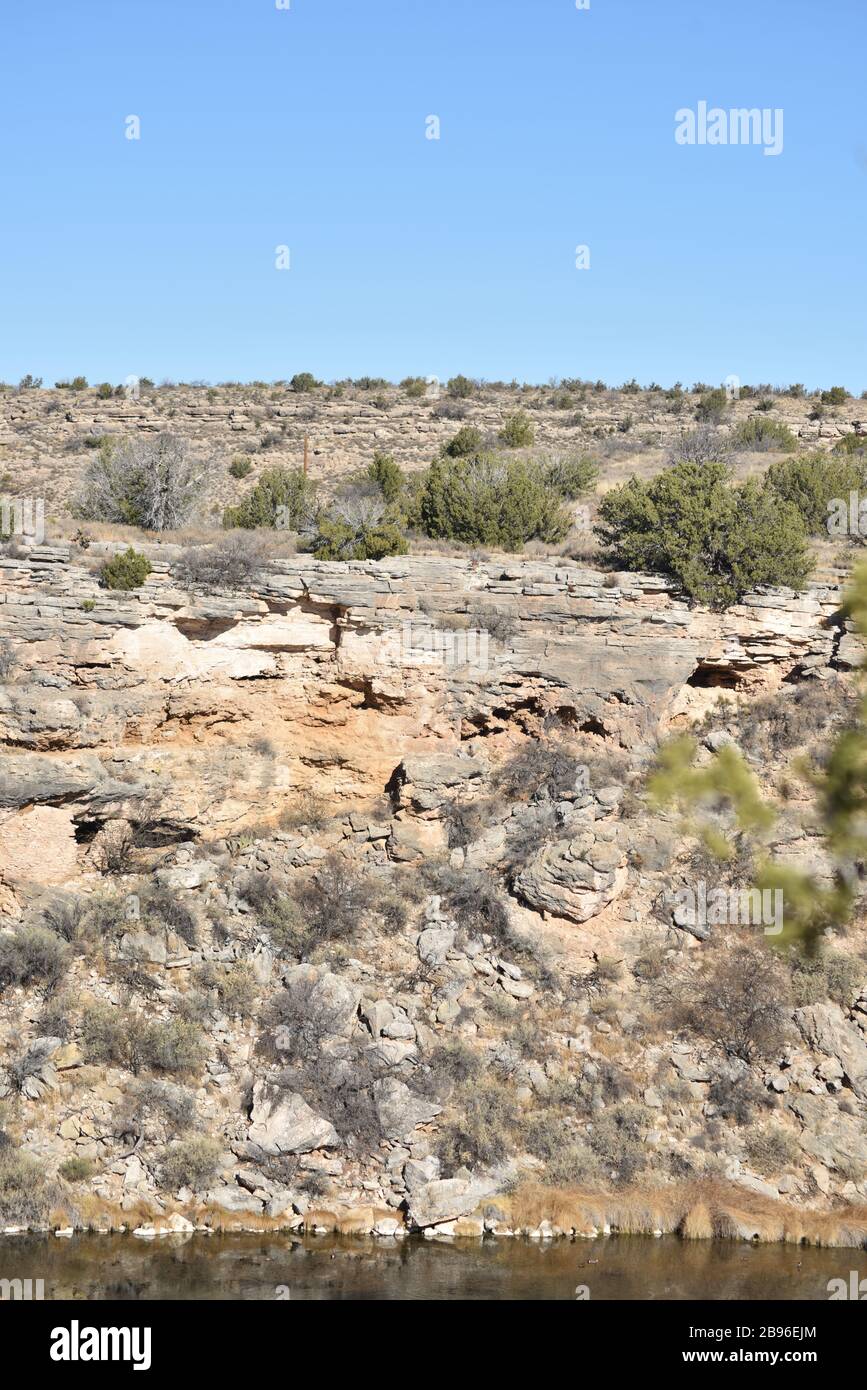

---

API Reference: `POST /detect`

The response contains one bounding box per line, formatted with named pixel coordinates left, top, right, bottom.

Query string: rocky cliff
left=1, top=544, right=866, bottom=1244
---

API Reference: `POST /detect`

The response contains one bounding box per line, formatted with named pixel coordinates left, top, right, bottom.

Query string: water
left=0, top=1232, right=855, bottom=1300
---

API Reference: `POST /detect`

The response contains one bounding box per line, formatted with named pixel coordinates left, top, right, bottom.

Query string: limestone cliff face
left=0, top=544, right=848, bottom=901
left=2, top=544, right=867, bottom=1235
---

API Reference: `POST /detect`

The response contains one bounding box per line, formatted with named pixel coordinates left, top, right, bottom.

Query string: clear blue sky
left=1, top=0, right=864, bottom=389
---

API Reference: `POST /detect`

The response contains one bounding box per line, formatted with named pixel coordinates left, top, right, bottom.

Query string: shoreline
left=3, top=1179, right=867, bottom=1249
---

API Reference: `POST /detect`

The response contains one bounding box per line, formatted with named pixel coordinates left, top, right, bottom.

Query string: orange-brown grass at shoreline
left=501, top=1181, right=867, bottom=1248
left=31, top=1180, right=867, bottom=1249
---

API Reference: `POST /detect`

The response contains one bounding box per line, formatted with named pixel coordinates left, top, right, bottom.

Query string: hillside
left=3, top=379, right=865, bottom=528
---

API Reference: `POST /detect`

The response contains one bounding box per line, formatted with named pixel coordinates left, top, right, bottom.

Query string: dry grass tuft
left=501, top=1179, right=867, bottom=1248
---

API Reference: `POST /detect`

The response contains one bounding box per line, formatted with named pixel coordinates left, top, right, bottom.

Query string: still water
left=0, top=1232, right=855, bottom=1300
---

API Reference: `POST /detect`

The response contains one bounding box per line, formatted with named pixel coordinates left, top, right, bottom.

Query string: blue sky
left=1, top=0, right=864, bottom=389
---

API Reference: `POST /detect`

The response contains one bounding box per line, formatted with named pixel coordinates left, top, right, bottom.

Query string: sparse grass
left=745, top=1125, right=799, bottom=1176
left=732, top=417, right=798, bottom=453
left=81, top=1004, right=206, bottom=1076
left=160, top=1136, right=222, bottom=1192
left=174, top=531, right=273, bottom=591
left=0, top=925, right=71, bottom=993
left=58, top=1156, right=95, bottom=1183
left=193, top=962, right=258, bottom=1018
left=435, top=1077, right=520, bottom=1173
left=0, top=1143, right=53, bottom=1226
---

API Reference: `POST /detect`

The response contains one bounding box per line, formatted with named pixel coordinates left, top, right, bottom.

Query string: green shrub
left=81, top=1003, right=133, bottom=1067
left=160, top=1135, right=222, bottom=1191
left=447, top=374, right=476, bottom=399
left=443, top=426, right=483, bottom=458
left=223, top=466, right=315, bottom=530
left=290, top=372, right=319, bottom=393
left=595, top=461, right=812, bottom=608
left=524, top=1114, right=602, bottom=1187
left=310, top=515, right=408, bottom=561
left=98, top=547, right=152, bottom=591
left=499, top=411, right=535, bottom=448
left=293, top=854, right=376, bottom=945
left=114, top=1079, right=196, bottom=1145
left=352, top=376, right=389, bottom=391
left=95, top=382, right=114, bottom=400
left=765, top=452, right=865, bottom=535
left=82, top=1005, right=205, bottom=1075
left=834, top=433, right=867, bottom=457
left=142, top=887, right=198, bottom=947
left=228, top=455, right=253, bottom=479
left=142, top=1018, right=206, bottom=1074
left=435, top=1079, right=519, bottom=1172
left=421, top=865, right=513, bottom=945
left=733, top=417, right=797, bottom=453
left=401, top=376, right=427, bottom=398
left=543, top=453, right=598, bottom=499
left=587, top=1101, right=650, bottom=1184
left=726, top=678, right=856, bottom=760
left=425, top=1040, right=483, bottom=1094
left=367, top=452, right=404, bottom=502
left=42, top=897, right=92, bottom=949
left=821, top=386, right=848, bottom=405
left=790, top=947, right=864, bottom=1007
left=0, top=926, right=71, bottom=992
left=418, top=454, right=569, bottom=550
left=695, top=388, right=729, bottom=422
left=38, top=990, right=78, bottom=1039
left=261, top=895, right=310, bottom=958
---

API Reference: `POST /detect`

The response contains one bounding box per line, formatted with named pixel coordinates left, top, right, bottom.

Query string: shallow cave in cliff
left=686, top=664, right=744, bottom=690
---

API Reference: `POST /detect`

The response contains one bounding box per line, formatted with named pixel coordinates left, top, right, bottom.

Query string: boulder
left=407, top=1176, right=498, bottom=1229
left=372, top=1078, right=441, bottom=1140
left=417, top=926, right=456, bottom=965
left=156, top=861, right=217, bottom=892
left=248, top=1081, right=339, bottom=1155
left=513, top=827, right=627, bottom=923
left=795, top=1003, right=867, bottom=1100
left=281, top=965, right=360, bottom=1037
left=205, top=1186, right=265, bottom=1215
